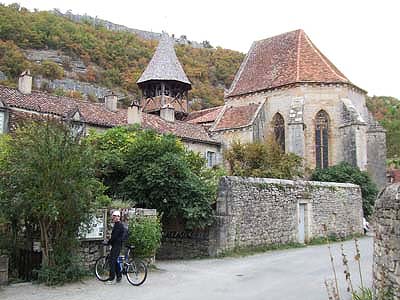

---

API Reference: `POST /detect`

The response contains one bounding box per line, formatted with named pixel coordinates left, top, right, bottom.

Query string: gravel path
left=1, top=237, right=373, bottom=300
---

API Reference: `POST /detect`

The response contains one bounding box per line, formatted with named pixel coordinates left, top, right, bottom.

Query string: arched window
left=272, top=113, right=285, bottom=151
left=315, top=110, right=329, bottom=169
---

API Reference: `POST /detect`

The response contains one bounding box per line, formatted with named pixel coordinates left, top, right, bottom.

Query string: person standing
left=106, top=210, right=124, bottom=283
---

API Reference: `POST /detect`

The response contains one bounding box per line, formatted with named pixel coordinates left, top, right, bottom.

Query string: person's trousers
left=109, top=243, right=122, bottom=280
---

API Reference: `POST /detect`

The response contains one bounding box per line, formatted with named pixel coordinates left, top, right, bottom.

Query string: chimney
left=104, top=92, right=118, bottom=112
left=127, top=101, right=142, bottom=125
left=18, top=70, right=32, bottom=94
left=160, top=103, right=175, bottom=122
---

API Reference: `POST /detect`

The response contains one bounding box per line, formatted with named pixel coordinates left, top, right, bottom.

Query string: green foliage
left=0, top=4, right=244, bottom=107
left=218, top=242, right=304, bottom=258
left=0, top=119, right=107, bottom=281
left=224, top=139, right=303, bottom=179
left=127, top=216, right=162, bottom=258
left=89, top=126, right=221, bottom=229
left=352, top=287, right=373, bottom=300
left=35, top=252, right=89, bottom=286
left=36, top=60, right=64, bottom=79
left=367, top=95, right=400, bottom=159
left=0, top=40, right=31, bottom=78
left=310, top=162, right=378, bottom=217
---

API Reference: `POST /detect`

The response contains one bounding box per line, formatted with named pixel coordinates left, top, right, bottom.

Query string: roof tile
left=0, top=85, right=217, bottom=144
left=227, top=29, right=351, bottom=97
left=212, top=103, right=261, bottom=131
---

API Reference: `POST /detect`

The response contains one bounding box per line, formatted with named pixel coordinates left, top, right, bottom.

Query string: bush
left=127, top=216, right=162, bottom=258
left=310, top=162, right=378, bottom=217
left=224, top=139, right=303, bottom=179
left=35, top=252, right=88, bottom=286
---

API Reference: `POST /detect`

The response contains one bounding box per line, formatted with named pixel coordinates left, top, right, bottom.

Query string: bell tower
left=137, top=33, right=191, bottom=120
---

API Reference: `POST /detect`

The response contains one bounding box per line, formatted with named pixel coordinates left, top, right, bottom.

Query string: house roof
left=211, top=103, right=262, bottom=131
left=137, top=33, right=191, bottom=86
left=185, top=106, right=223, bottom=124
left=0, top=85, right=218, bottom=144
left=227, top=29, right=355, bottom=97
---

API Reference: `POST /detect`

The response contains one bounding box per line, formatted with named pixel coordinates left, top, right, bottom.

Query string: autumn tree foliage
left=0, top=4, right=244, bottom=108
left=224, top=139, right=303, bottom=179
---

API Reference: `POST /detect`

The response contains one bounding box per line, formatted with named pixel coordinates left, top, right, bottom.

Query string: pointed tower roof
left=227, top=29, right=359, bottom=97
left=137, top=33, right=191, bottom=86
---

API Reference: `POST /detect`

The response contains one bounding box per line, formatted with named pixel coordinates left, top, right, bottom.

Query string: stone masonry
left=211, top=176, right=363, bottom=255
left=373, top=183, right=400, bottom=299
left=158, top=176, right=364, bottom=259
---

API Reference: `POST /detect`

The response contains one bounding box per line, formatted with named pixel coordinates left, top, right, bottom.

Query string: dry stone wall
left=373, top=183, right=400, bottom=299
left=158, top=176, right=364, bottom=259
left=211, top=176, right=363, bottom=255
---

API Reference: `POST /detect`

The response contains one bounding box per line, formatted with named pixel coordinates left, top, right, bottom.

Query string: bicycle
left=94, top=244, right=148, bottom=286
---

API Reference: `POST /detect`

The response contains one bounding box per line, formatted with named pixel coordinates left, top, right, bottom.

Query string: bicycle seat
left=126, top=245, right=135, bottom=250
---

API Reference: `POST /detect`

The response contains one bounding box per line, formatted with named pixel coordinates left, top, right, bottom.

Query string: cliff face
left=52, top=9, right=207, bottom=49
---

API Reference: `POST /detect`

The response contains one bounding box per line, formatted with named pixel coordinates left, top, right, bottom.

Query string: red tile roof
left=0, top=86, right=218, bottom=144
left=142, top=113, right=217, bottom=143
left=227, top=29, right=353, bottom=97
left=185, top=106, right=223, bottom=124
left=212, top=103, right=261, bottom=131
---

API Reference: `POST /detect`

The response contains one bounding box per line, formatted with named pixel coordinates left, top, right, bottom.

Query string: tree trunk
left=38, top=219, right=50, bottom=267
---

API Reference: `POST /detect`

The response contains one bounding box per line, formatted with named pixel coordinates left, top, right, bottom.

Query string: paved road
left=1, top=237, right=373, bottom=300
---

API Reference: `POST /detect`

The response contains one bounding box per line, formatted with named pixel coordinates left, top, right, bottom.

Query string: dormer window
left=70, top=121, right=85, bottom=137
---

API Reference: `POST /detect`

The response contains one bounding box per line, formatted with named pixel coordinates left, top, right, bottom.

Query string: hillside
left=0, top=3, right=244, bottom=108
left=367, top=96, right=400, bottom=159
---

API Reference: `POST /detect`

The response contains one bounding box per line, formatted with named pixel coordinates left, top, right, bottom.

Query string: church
left=186, top=29, right=386, bottom=189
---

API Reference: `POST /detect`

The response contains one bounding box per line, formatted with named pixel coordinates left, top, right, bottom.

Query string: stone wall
left=221, top=84, right=386, bottom=188
left=158, top=176, right=363, bottom=259
left=212, top=176, right=363, bottom=255
left=367, top=123, right=387, bottom=190
left=79, top=208, right=157, bottom=269
left=373, top=183, right=400, bottom=298
left=157, top=230, right=211, bottom=259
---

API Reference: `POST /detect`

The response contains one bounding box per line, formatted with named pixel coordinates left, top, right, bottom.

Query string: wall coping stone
left=222, top=176, right=360, bottom=189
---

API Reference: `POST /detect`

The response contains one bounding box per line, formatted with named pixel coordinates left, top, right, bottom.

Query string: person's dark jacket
left=108, top=221, right=124, bottom=246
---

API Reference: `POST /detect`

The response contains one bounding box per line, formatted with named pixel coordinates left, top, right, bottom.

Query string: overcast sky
left=3, top=0, right=400, bottom=99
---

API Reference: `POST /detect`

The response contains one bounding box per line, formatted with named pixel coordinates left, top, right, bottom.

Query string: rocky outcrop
left=373, top=183, right=400, bottom=299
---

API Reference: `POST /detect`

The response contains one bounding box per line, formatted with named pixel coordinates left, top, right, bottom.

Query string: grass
left=215, top=233, right=366, bottom=258
left=307, top=233, right=364, bottom=246
left=217, top=242, right=305, bottom=258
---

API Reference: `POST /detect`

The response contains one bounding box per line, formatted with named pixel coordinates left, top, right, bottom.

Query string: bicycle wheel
left=126, top=259, right=147, bottom=286
left=94, top=255, right=110, bottom=281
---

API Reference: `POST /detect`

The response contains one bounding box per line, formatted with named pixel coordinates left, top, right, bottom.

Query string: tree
left=224, top=139, right=303, bottom=179
left=0, top=119, right=107, bottom=271
left=88, top=126, right=220, bottom=229
left=310, top=162, right=378, bottom=217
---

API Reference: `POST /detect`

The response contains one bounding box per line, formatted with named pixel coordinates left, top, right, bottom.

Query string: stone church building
left=187, top=29, right=386, bottom=189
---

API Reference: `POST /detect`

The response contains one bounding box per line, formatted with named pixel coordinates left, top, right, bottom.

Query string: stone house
left=0, top=71, right=221, bottom=164
left=187, top=29, right=386, bottom=189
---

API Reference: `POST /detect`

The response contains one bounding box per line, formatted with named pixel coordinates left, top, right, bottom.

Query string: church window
left=315, top=110, right=329, bottom=169
left=272, top=113, right=285, bottom=151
